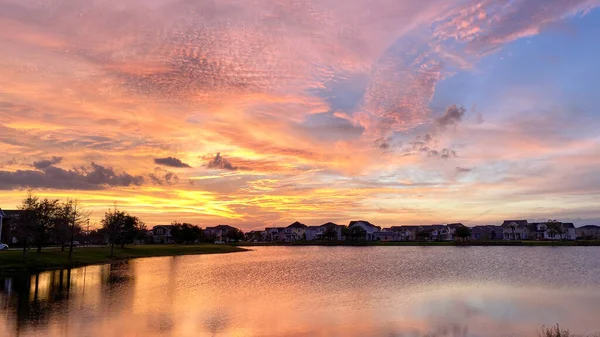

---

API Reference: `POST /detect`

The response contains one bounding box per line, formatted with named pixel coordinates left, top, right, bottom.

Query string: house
left=471, top=225, right=503, bottom=240
left=528, top=222, right=577, bottom=241
left=389, top=226, right=422, bottom=241
left=245, top=230, right=265, bottom=242
left=305, top=226, right=321, bottom=241
left=282, top=222, right=307, bottom=242
left=446, top=223, right=466, bottom=241
left=527, top=223, right=546, bottom=240
left=561, top=223, right=577, bottom=240
left=265, top=227, right=284, bottom=242
left=152, top=225, right=174, bottom=244
left=576, top=225, right=600, bottom=239
left=205, top=225, right=239, bottom=242
left=0, top=209, right=25, bottom=244
left=417, top=225, right=449, bottom=241
left=306, top=222, right=344, bottom=241
left=373, top=231, right=400, bottom=241
left=502, top=220, right=529, bottom=240
left=348, top=220, right=381, bottom=241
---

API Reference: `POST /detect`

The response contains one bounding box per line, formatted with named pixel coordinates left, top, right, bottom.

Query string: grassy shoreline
left=237, top=240, right=600, bottom=247
left=0, top=244, right=249, bottom=275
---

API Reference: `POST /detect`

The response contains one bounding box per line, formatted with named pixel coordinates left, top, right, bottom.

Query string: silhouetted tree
left=344, top=226, right=366, bottom=241
left=101, top=207, right=145, bottom=256
left=545, top=219, right=563, bottom=240
left=171, top=222, right=203, bottom=244
left=454, top=226, right=472, bottom=241
left=16, top=191, right=38, bottom=257
left=323, top=226, right=338, bottom=241
left=226, top=228, right=244, bottom=243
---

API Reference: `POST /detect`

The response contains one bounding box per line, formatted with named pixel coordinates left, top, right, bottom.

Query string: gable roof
left=561, top=223, right=575, bottom=229
left=320, top=222, right=343, bottom=228
left=447, top=223, right=465, bottom=229
left=153, top=225, right=174, bottom=230
left=206, top=225, right=237, bottom=231
left=501, top=220, right=528, bottom=227
left=287, top=221, right=307, bottom=229
left=577, top=225, right=600, bottom=229
left=348, top=220, right=378, bottom=228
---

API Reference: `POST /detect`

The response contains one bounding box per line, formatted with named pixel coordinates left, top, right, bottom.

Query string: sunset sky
left=1, top=0, right=599, bottom=230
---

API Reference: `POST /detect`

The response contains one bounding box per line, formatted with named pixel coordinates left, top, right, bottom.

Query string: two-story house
left=265, top=227, right=285, bottom=242
left=282, top=222, right=307, bottom=242
left=576, top=225, right=600, bottom=239
left=152, top=225, right=174, bottom=244
left=502, top=220, right=529, bottom=240
left=348, top=220, right=381, bottom=241
left=205, top=225, right=239, bottom=242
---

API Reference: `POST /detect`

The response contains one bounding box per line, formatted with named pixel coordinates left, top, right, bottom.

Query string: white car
left=0, top=243, right=8, bottom=251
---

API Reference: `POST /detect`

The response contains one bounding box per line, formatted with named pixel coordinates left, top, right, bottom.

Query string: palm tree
left=508, top=223, right=517, bottom=240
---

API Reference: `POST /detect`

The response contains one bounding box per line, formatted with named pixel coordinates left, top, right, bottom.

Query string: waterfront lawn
left=0, top=244, right=248, bottom=274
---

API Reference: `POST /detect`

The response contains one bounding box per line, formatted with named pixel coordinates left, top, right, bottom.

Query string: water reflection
left=0, top=247, right=600, bottom=337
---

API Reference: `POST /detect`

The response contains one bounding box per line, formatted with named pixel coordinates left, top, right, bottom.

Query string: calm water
left=1, top=246, right=600, bottom=337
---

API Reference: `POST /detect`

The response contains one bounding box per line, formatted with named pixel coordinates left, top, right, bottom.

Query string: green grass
left=0, top=244, right=248, bottom=275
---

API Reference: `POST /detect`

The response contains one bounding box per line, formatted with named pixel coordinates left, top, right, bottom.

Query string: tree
left=226, top=228, right=244, bottom=243
left=344, top=226, right=366, bottom=241
left=55, top=200, right=89, bottom=259
left=31, top=197, right=60, bottom=253
left=16, top=191, right=39, bottom=257
left=507, top=223, right=517, bottom=240
left=545, top=219, right=562, bottom=240
left=101, top=207, right=145, bottom=256
left=323, top=226, right=338, bottom=241
left=171, top=222, right=203, bottom=244
left=454, top=226, right=472, bottom=241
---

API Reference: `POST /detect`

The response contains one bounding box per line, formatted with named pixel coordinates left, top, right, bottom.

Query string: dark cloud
left=0, top=162, right=144, bottom=190
left=436, top=105, right=466, bottom=129
left=154, top=156, right=191, bottom=168
left=32, top=156, right=63, bottom=169
left=456, top=167, right=473, bottom=173
left=206, top=153, right=237, bottom=171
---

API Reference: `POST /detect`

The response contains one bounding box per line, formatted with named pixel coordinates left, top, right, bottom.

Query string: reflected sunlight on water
left=1, top=246, right=600, bottom=337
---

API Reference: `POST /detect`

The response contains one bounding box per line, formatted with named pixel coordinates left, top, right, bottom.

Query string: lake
left=1, top=246, right=600, bottom=337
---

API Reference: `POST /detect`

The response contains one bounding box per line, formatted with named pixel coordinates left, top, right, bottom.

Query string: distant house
left=389, top=226, right=421, bottom=241
left=305, top=226, right=321, bottom=241
left=373, top=231, right=399, bottom=242
left=205, top=225, right=239, bottom=242
left=471, top=225, right=503, bottom=240
left=576, top=225, right=600, bottom=239
left=265, top=227, right=285, bottom=242
left=417, top=225, right=449, bottom=241
left=245, top=230, right=265, bottom=242
left=0, top=209, right=25, bottom=244
left=527, top=222, right=577, bottom=241
left=152, top=225, right=174, bottom=244
left=501, top=220, right=529, bottom=240
left=348, top=220, right=381, bottom=241
left=561, top=223, right=577, bottom=240
left=282, top=222, right=308, bottom=242
left=306, top=222, right=344, bottom=241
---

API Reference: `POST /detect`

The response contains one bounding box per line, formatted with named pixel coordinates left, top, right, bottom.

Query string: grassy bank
left=237, top=240, right=600, bottom=247
left=0, top=244, right=248, bottom=274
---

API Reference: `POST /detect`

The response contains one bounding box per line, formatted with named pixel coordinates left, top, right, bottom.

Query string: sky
left=1, top=0, right=599, bottom=230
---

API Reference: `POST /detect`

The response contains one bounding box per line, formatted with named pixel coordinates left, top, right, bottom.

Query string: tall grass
left=539, top=325, right=600, bottom=337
